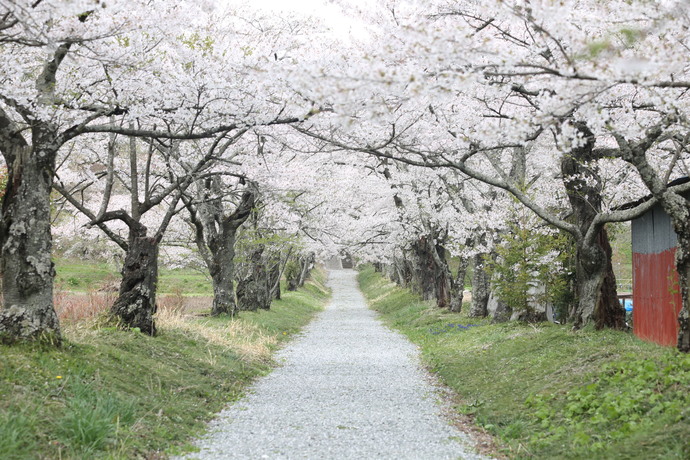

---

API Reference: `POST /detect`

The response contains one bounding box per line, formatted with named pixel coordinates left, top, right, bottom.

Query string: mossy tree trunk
left=675, top=230, right=690, bottom=352
left=0, top=133, right=61, bottom=343
left=0, top=45, right=73, bottom=344
left=449, top=257, right=468, bottom=313
left=185, top=183, right=257, bottom=316
left=469, top=253, right=490, bottom=318
left=236, top=245, right=271, bottom=311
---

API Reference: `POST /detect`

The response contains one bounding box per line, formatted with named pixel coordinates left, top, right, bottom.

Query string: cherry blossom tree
left=5, top=0, right=690, bottom=352
left=296, top=0, right=690, bottom=333
left=183, top=173, right=258, bottom=316
left=0, top=0, right=310, bottom=342
left=55, top=128, right=252, bottom=333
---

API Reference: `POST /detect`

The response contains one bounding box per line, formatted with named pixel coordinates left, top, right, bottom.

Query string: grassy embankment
left=0, top=263, right=329, bottom=460
left=358, top=266, right=690, bottom=460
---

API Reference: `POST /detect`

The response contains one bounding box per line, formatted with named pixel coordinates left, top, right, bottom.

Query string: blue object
left=619, top=298, right=633, bottom=312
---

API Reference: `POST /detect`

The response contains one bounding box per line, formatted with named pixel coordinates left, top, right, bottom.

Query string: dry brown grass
left=156, top=307, right=277, bottom=363
left=54, top=289, right=274, bottom=363
left=158, top=292, right=211, bottom=314
left=54, top=289, right=115, bottom=325
left=55, top=288, right=211, bottom=325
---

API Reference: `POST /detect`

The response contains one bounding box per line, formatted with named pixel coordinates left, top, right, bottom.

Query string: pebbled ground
left=178, top=269, right=489, bottom=460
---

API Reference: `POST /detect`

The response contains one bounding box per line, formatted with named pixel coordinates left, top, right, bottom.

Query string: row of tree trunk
left=379, top=224, right=623, bottom=329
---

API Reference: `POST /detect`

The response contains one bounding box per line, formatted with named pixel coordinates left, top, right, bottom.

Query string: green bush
left=284, top=260, right=301, bottom=290
left=486, top=220, right=573, bottom=319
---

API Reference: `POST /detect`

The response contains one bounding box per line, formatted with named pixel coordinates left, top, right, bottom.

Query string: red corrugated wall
left=632, top=248, right=682, bottom=346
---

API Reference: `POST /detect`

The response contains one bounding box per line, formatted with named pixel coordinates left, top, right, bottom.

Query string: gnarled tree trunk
left=209, top=239, right=238, bottom=316
left=297, top=253, right=314, bottom=287
left=593, top=228, right=625, bottom=329
left=449, top=257, right=468, bottom=313
left=236, top=245, right=270, bottom=311
left=186, top=184, right=256, bottom=316
left=0, top=45, right=73, bottom=344
left=269, top=262, right=281, bottom=300
left=410, top=236, right=437, bottom=301
left=562, top=122, right=624, bottom=329
left=491, top=296, right=513, bottom=323
left=405, top=234, right=454, bottom=308
left=392, top=255, right=412, bottom=288
left=429, top=241, right=452, bottom=309
left=111, top=227, right=159, bottom=335
left=676, top=231, right=690, bottom=352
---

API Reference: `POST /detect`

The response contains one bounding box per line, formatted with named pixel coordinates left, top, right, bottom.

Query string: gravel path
left=179, top=270, right=488, bottom=460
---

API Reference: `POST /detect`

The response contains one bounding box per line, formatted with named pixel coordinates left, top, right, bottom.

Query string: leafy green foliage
left=178, top=32, right=214, bottom=52
left=526, top=353, right=690, bottom=456
left=485, top=221, right=573, bottom=319
left=284, top=260, right=300, bottom=287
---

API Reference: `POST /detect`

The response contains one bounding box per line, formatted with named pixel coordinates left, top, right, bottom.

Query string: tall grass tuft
left=56, top=379, right=135, bottom=454
left=0, top=409, right=38, bottom=459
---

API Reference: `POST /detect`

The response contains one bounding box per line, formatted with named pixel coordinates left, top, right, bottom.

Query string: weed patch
left=526, top=353, right=690, bottom=458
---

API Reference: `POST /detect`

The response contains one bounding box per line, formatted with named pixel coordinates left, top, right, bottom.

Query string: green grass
left=199, top=278, right=331, bottom=341
left=158, top=267, right=213, bottom=296
left=55, top=259, right=120, bottom=291
left=0, top=268, right=329, bottom=459
left=358, top=266, right=690, bottom=459
left=54, top=258, right=213, bottom=295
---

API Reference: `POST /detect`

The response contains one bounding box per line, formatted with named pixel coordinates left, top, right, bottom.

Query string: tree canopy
left=1, top=0, right=690, bottom=350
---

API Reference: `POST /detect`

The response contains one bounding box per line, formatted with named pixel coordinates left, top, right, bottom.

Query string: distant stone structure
left=341, top=253, right=354, bottom=269
left=325, top=256, right=343, bottom=270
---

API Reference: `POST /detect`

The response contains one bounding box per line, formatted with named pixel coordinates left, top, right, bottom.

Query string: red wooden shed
left=631, top=203, right=682, bottom=346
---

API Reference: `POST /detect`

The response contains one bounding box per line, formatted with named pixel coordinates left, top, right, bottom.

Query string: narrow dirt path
left=179, top=270, right=489, bottom=459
